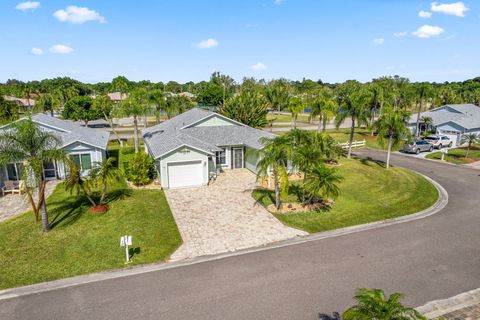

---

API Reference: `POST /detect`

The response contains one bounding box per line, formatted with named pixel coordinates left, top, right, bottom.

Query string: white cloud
left=15, top=1, right=40, bottom=11
left=274, top=0, right=285, bottom=5
left=418, top=10, right=432, bottom=18
left=393, top=31, right=407, bottom=37
left=251, top=62, right=267, bottom=70
left=53, top=6, right=106, bottom=24
left=50, top=44, right=74, bottom=54
left=373, top=38, right=384, bottom=45
left=431, top=2, right=469, bottom=17
left=31, top=47, right=43, bottom=55
left=412, top=25, right=444, bottom=38
left=195, top=38, right=219, bottom=49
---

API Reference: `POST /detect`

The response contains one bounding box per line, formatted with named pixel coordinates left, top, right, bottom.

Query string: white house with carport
left=0, top=113, right=110, bottom=188
left=408, top=104, right=480, bottom=146
left=142, top=108, right=276, bottom=189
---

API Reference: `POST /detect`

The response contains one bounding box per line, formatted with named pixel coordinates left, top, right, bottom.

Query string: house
left=0, top=113, right=110, bottom=188
left=408, top=104, right=480, bottom=145
left=142, top=108, right=275, bottom=189
left=107, top=92, right=128, bottom=103
left=3, top=95, right=36, bottom=112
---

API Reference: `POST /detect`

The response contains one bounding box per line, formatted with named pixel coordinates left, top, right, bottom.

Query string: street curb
left=393, top=150, right=480, bottom=170
left=0, top=172, right=448, bottom=301
left=416, top=288, right=480, bottom=319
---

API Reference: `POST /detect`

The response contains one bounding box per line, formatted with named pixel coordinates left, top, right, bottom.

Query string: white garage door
left=439, top=130, right=460, bottom=146
left=167, top=161, right=203, bottom=189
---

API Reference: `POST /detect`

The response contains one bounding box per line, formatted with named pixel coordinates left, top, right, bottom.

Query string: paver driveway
left=165, top=169, right=307, bottom=260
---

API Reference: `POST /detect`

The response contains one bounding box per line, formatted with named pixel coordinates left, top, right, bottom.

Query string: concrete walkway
left=165, top=169, right=306, bottom=261
left=417, top=288, right=480, bottom=319
left=0, top=181, right=59, bottom=222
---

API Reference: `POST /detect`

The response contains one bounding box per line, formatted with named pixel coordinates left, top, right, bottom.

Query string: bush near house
left=125, top=152, right=157, bottom=186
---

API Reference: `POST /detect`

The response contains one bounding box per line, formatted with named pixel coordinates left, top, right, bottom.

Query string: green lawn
left=0, top=170, right=181, bottom=290
left=267, top=113, right=311, bottom=123
left=425, top=146, right=480, bottom=164
left=252, top=158, right=438, bottom=233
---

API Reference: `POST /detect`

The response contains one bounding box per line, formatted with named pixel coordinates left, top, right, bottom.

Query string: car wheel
left=429, top=146, right=433, bottom=152
left=448, top=142, right=452, bottom=147
left=416, top=148, right=420, bottom=154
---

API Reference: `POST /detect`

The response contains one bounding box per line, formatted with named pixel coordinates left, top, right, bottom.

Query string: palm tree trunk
left=317, top=115, right=322, bottom=132
left=144, top=114, right=148, bottom=129
left=386, top=136, right=393, bottom=169
left=415, top=101, right=422, bottom=137
left=103, top=112, right=122, bottom=145
left=347, top=118, right=355, bottom=159
left=322, top=116, right=327, bottom=132
left=302, top=172, right=307, bottom=203
left=133, top=115, right=139, bottom=154
left=466, top=145, right=470, bottom=158
left=274, top=173, right=281, bottom=210
left=82, top=185, right=97, bottom=207
left=100, top=181, right=107, bottom=204
left=38, top=180, right=49, bottom=232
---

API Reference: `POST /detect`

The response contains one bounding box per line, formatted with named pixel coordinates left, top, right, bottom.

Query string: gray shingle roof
left=142, top=108, right=275, bottom=159
left=408, top=104, right=480, bottom=130
left=31, top=113, right=110, bottom=150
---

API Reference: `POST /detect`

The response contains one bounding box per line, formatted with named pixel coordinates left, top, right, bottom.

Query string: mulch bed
left=364, top=135, right=378, bottom=141
left=88, top=205, right=109, bottom=214
left=267, top=199, right=334, bottom=214
left=457, top=146, right=480, bottom=151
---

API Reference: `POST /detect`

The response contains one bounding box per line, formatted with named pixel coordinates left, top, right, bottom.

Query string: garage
left=439, top=130, right=460, bottom=146
left=167, top=160, right=204, bottom=189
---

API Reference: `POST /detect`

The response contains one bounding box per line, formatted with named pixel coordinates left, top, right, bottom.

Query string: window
left=70, top=154, right=92, bottom=171
left=215, top=148, right=226, bottom=165
left=6, top=163, right=23, bottom=181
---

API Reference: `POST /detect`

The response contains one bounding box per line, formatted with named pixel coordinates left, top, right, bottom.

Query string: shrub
left=125, top=152, right=157, bottom=186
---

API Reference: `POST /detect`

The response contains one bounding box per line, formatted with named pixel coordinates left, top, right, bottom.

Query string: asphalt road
left=1, top=150, right=479, bottom=320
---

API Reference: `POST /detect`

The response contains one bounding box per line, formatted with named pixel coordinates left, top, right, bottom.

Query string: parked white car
left=423, top=135, right=453, bottom=149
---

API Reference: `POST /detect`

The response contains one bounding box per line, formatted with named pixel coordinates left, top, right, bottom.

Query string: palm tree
left=149, top=89, right=167, bottom=123
left=375, top=107, right=411, bottom=169
left=414, top=83, right=433, bottom=137
left=0, top=119, right=65, bottom=232
left=335, top=83, right=371, bottom=158
left=64, top=160, right=97, bottom=207
left=93, top=95, right=122, bottom=144
left=90, top=157, right=122, bottom=204
left=114, top=88, right=150, bottom=153
left=256, top=136, right=291, bottom=209
left=311, top=92, right=337, bottom=132
left=35, top=93, right=61, bottom=116
left=304, top=164, right=343, bottom=204
left=420, top=116, right=433, bottom=135
left=343, top=288, right=426, bottom=320
left=287, top=96, right=305, bottom=129
left=460, top=133, right=480, bottom=158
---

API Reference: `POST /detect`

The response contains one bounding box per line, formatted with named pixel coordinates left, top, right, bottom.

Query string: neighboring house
left=142, top=108, right=275, bottom=189
left=107, top=92, right=128, bottom=103
left=3, top=95, right=36, bottom=112
left=0, top=113, right=110, bottom=188
left=408, top=104, right=480, bottom=145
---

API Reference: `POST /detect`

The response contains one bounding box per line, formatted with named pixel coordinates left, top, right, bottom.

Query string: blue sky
left=0, top=0, right=478, bottom=83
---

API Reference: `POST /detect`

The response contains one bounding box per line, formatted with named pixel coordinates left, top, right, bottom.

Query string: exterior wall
left=59, top=142, right=106, bottom=178
left=158, top=146, right=209, bottom=189
left=192, top=115, right=236, bottom=127
left=245, top=147, right=260, bottom=174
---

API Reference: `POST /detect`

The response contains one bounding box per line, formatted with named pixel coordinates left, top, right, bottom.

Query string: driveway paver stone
left=165, top=169, right=307, bottom=260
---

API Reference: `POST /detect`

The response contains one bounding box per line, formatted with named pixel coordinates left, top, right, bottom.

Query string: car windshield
left=424, top=137, right=437, bottom=140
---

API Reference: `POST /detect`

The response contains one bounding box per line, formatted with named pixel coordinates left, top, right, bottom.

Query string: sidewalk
left=417, top=288, right=480, bottom=319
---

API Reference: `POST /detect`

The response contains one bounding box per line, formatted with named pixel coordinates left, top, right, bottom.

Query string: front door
left=233, top=148, right=244, bottom=169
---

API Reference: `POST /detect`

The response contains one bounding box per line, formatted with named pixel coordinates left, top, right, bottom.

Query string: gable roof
left=31, top=113, right=110, bottom=150
left=408, top=104, right=480, bottom=130
left=142, top=108, right=275, bottom=159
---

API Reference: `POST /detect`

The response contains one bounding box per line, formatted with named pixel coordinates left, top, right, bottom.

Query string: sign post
left=120, top=235, right=132, bottom=264
left=441, top=148, right=448, bottom=161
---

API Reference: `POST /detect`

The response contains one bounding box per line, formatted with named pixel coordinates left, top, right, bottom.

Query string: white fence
left=338, top=139, right=366, bottom=149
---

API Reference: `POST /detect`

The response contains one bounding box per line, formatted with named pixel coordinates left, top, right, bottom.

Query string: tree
left=35, top=93, right=61, bottom=116
left=420, top=116, right=433, bottom=135
left=220, top=88, right=268, bottom=128
left=335, top=81, right=371, bottom=158
left=265, top=80, right=290, bottom=113
left=414, top=83, right=433, bottom=137
left=111, top=76, right=131, bottom=97
left=375, top=107, right=411, bottom=169
left=343, top=288, right=426, bottom=320
left=0, top=96, right=19, bottom=124
left=256, top=136, right=291, bottom=209
left=196, top=82, right=224, bottom=107
left=287, top=96, right=305, bottom=129
left=114, top=88, right=150, bottom=153
left=90, top=157, right=122, bottom=204
left=92, top=95, right=122, bottom=144
left=64, top=160, right=97, bottom=207
left=304, top=164, right=343, bottom=203
left=460, top=133, right=480, bottom=158
left=62, top=96, right=102, bottom=127
left=0, top=119, right=65, bottom=232
left=311, top=91, right=337, bottom=132
left=149, top=89, right=167, bottom=123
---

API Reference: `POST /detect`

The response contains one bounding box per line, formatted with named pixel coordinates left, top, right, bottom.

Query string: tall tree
left=311, top=90, right=337, bottom=132
left=62, top=96, right=102, bottom=127
left=375, top=107, right=411, bottom=169
left=335, top=81, right=371, bottom=158
left=0, top=119, right=65, bottom=232
left=220, top=87, right=268, bottom=128
left=287, top=96, right=305, bottom=129
left=92, top=95, right=122, bottom=144
left=414, top=83, right=433, bottom=137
